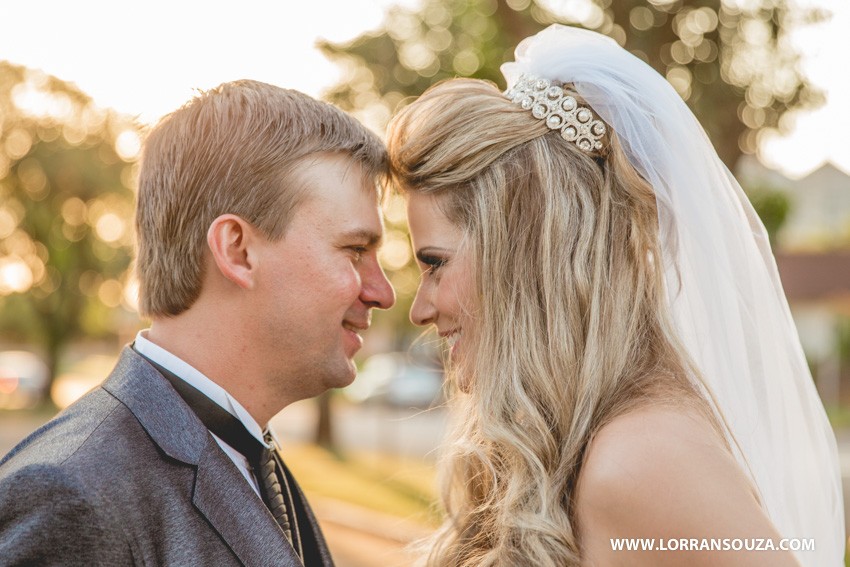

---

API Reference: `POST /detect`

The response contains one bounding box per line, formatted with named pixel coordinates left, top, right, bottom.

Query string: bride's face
left=406, top=192, right=475, bottom=379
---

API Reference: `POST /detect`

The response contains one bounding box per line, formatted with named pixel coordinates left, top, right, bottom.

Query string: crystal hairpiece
left=505, top=74, right=607, bottom=152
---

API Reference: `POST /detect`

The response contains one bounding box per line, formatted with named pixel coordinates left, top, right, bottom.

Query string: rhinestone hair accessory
left=505, top=74, right=607, bottom=152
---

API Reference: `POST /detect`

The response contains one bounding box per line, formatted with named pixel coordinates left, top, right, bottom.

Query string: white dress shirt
left=134, top=330, right=269, bottom=496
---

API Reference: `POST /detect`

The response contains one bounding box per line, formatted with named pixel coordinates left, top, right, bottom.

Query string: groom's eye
left=348, top=246, right=368, bottom=261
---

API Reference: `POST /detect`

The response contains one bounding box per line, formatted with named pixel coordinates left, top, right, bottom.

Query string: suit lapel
left=193, top=439, right=302, bottom=566
left=104, top=347, right=303, bottom=566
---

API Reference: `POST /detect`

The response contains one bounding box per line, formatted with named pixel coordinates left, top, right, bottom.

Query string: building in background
left=738, top=157, right=850, bottom=408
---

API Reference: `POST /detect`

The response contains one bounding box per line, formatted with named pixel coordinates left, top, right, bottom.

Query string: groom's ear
left=206, top=214, right=257, bottom=290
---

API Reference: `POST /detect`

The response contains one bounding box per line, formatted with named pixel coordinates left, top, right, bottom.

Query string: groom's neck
left=146, top=309, right=296, bottom=426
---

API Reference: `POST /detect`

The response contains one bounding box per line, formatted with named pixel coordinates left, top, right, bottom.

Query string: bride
left=386, top=25, right=844, bottom=566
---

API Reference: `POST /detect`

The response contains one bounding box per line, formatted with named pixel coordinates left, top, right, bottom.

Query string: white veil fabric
left=502, top=25, right=844, bottom=565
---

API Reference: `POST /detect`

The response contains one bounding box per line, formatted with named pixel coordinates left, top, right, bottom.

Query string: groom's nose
left=359, top=257, right=395, bottom=310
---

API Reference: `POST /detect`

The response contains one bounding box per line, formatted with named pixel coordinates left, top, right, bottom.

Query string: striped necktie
left=259, top=430, right=301, bottom=557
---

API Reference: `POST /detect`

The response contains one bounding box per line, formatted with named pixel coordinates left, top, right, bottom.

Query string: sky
left=758, top=0, right=850, bottom=178
left=1, top=0, right=848, bottom=179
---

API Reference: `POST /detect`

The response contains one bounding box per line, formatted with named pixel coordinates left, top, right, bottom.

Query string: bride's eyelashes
left=416, top=253, right=447, bottom=275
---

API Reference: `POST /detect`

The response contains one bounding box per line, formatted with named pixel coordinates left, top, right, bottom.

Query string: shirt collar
left=134, top=330, right=269, bottom=448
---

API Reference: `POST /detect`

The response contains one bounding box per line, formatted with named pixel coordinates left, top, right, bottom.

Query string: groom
left=0, top=81, right=395, bottom=565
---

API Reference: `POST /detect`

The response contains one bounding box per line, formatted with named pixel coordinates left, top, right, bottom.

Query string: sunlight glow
left=0, top=0, right=845, bottom=177
left=95, top=212, right=126, bottom=243
left=379, top=231, right=412, bottom=271
left=122, top=275, right=139, bottom=312
left=115, top=130, right=141, bottom=161
left=0, top=256, right=34, bottom=295
left=11, top=82, right=74, bottom=122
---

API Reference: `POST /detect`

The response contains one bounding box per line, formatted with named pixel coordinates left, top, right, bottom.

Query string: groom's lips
left=342, top=320, right=368, bottom=332
left=342, top=320, right=368, bottom=352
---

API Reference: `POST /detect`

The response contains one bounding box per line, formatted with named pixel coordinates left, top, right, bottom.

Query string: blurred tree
left=0, top=61, right=140, bottom=399
left=319, top=0, right=826, bottom=171
left=744, top=183, right=790, bottom=248
left=836, top=315, right=850, bottom=405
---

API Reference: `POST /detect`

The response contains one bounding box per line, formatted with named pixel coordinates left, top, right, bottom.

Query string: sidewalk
left=310, top=497, right=431, bottom=567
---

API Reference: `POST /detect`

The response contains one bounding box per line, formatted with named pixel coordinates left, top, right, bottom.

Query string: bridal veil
left=501, top=24, right=844, bottom=565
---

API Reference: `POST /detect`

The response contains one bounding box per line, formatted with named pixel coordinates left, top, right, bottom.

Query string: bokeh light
left=115, top=130, right=141, bottom=161
left=380, top=231, right=413, bottom=271
left=0, top=256, right=34, bottom=294
left=95, top=213, right=126, bottom=243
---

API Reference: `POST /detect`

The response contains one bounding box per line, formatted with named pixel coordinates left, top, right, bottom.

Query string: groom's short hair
left=135, top=80, right=386, bottom=318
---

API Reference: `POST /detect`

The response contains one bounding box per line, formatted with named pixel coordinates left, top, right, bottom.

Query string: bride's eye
left=419, top=255, right=446, bottom=275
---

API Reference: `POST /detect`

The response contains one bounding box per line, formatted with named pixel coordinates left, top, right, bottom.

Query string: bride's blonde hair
left=388, top=79, right=723, bottom=566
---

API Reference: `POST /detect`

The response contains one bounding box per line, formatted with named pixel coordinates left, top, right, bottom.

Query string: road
left=0, top=410, right=48, bottom=456
left=321, top=521, right=416, bottom=567
left=270, top=399, right=447, bottom=461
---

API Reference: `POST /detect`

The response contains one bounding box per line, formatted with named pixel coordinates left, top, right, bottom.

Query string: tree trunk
left=41, top=335, right=61, bottom=409
left=314, top=391, right=336, bottom=452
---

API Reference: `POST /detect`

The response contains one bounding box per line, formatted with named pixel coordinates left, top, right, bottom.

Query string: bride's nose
left=409, top=282, right=436, bottom=327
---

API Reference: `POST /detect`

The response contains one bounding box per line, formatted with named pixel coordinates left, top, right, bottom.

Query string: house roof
left=776, top=252, right=850, bottom=309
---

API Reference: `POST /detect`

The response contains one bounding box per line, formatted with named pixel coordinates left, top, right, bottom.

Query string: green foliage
left=320, top=0, right=826, bottom=170
left=321, top=1, right=540, bottom=122
left=321, top=0, right=819, bottom=345
left=0, top=61, right=141, bottom=384
left=745, top=184, right=790, bottom=247
left=836, top=315, right=850, bottom=372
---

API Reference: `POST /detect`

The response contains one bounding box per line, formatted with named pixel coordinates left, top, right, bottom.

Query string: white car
left=0, top=351, right=49, bottom=410
left=346, top=352, right=444, bottom=408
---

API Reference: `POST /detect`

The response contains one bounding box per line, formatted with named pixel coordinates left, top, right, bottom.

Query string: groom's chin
left=322, top=360, right=358, bottom=391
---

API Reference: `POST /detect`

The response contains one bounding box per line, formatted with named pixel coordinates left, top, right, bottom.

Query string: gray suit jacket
left=0, top=347, right=334, bottom=566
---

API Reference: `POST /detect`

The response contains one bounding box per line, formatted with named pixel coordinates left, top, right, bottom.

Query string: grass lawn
left=827, top=405, right=850, bottom=429
left=280, top=442, right=440, bottom=528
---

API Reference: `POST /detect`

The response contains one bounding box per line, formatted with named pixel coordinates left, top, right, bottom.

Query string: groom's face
left=249, top=153, right=395, bottom=398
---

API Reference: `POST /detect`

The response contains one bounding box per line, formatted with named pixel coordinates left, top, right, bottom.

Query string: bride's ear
left=206, top=214, right=257, bottom=290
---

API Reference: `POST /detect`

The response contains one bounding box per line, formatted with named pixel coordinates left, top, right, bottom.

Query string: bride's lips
left=439, top=329, right=461, bottom=356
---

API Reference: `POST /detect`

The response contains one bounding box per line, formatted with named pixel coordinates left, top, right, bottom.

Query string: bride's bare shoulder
left=577, top=405, right=739, bottom=502
left=575, top=405, right=795, bottom=566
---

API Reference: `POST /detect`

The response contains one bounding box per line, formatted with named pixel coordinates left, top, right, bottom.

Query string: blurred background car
left=50, top=354, right=117, bottom=409
left=0, top=351, right=49, bottom=410
left=345, top=352, right=444, bottom=408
